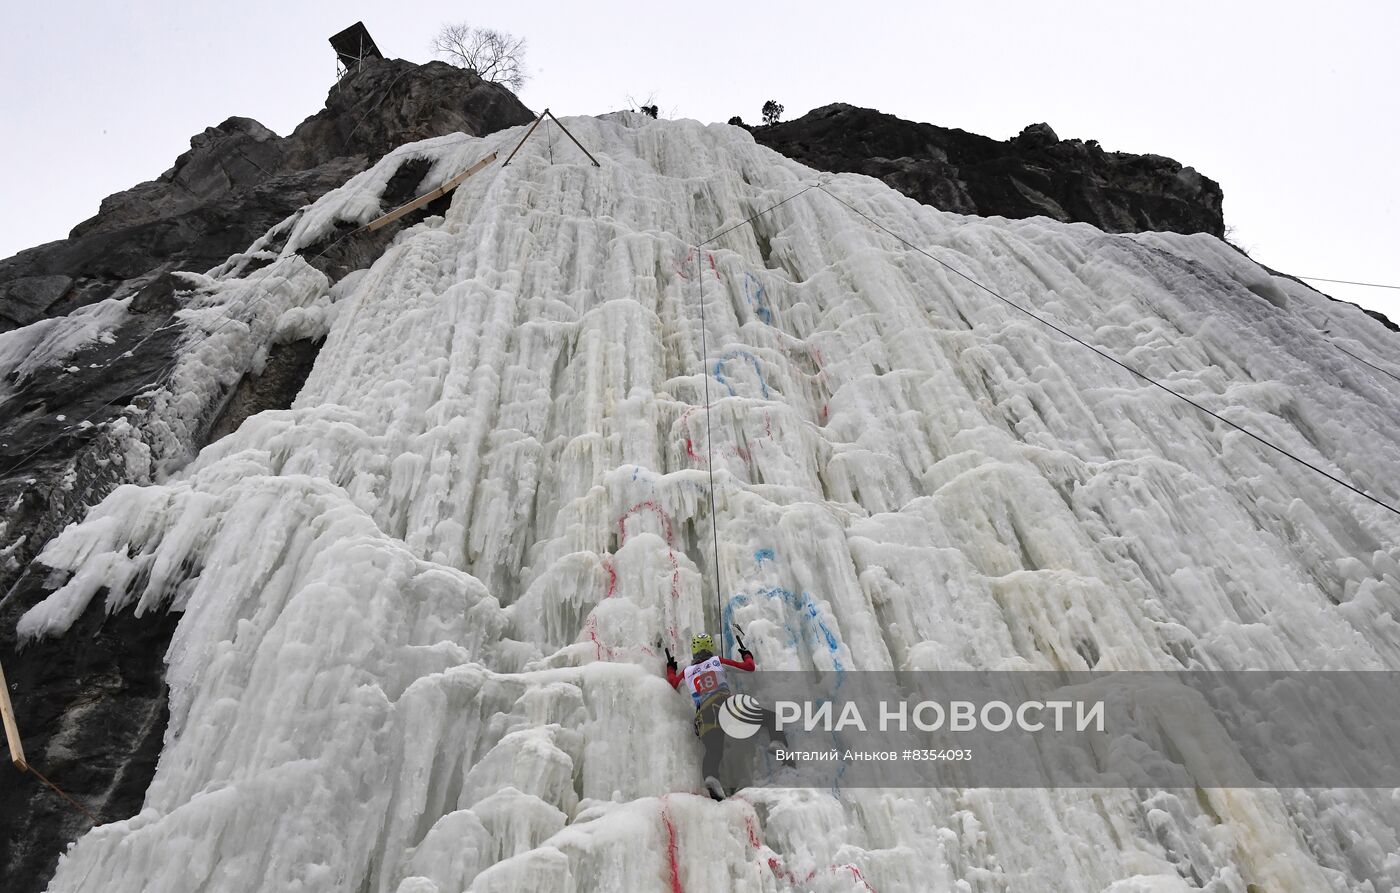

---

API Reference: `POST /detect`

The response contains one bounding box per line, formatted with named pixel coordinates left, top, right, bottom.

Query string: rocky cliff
left=0, top=71, right=1239, bottom=893
left=11, top=110, right=1400, bottom=893
left=751, top=103, right=1225, bottom=238
left=0, top=58, right=534, bottom=893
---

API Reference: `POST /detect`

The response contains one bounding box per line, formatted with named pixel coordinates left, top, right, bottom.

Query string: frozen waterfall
left=17, top=111, right=1400, bottom=891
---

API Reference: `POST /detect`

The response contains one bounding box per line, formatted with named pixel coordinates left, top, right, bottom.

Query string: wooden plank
left=364, top=151, right=499, bottom=232
left=0, top=659, right=27, bottom=770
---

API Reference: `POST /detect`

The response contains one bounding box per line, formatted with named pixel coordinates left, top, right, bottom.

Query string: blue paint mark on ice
left=722, top=586, right=844, bottom=681
left=723, top=583, right=850, bottom=796
left=713, top=350, right=770, bottom=399
left=743, top=272, right=773, bottom=325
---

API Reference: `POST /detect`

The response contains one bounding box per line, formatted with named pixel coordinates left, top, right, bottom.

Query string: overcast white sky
left=3, top=0, right=1396, bottom=319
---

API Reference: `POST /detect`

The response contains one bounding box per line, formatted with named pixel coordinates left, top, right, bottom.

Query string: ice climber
left=665, top=629, right=785, bottom=800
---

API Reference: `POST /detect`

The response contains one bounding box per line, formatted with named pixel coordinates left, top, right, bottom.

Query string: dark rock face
left=0, top=566, right=180, bottom=892
left=205, top=337, right=324, bottom=443
left=753, top=103, right=1225, bottom=238
left=1, top=59, right=533, bottom=334
left=0, top=58, right=534, bottom=589
left=0, top=59, right=533, bottom=893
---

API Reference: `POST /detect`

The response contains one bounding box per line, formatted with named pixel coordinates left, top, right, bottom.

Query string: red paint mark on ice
left=584, top=614, right=609, bottom=660
left=679, top=406, right=770, bottom=468
left=615, top=501, right=683, bottom=637
left=676, top=248, right=721, bottom=282
left=679, top=407, right=705, bottom=464
left=840, top=864, right=878, bottom=892
left=602, top=556, right=618, bottom=598
left=619, top=500, right=676, bottom=546
left=661, top=796, right=684, bottom=893
left=743, top=815, right=763, bottom=850
left=766, top=857, right=816, bottom=887
left=584, top=610, right=656, bottom=661
left=742, top=809, right=878, bottom=893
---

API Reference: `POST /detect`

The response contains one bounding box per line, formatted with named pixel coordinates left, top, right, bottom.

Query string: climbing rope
left=693, top=247, right=726, bottom=639
left=699, top=184, right=816, bottom=249
left=1333, top=342, right=1400, bottom=385
left=678, top=176, right=1400, bottom=523
left=25, top=763, right=98, bottom=824
left=811, top=184, right=1400, bottom=520
left=3, top=659, right=98, bottom=824
left=1299, top=275, right=1400, bottom=291
left=688, top=181, right=828, bottom=643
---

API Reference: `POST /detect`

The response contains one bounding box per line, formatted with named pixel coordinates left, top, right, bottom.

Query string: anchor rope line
left=699, top=184, right=816, bottom=249
left=1298, top=274, right=1400, bottom=291
left=27, top=763, right=99, bottom=824
left=3, top=659, right=98, bottom=823
left=684, top=181, right=822, bottom=646
left=812, top=184, right=1400, bottom=520
left=694, top=248, right=726, bottom=640
left=1333, top=342, right=1400, bottom=386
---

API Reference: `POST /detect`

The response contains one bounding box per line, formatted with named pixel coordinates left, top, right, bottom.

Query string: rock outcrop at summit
left=0, top=59, right=533, bottom=893
left=752, top=103, right=1225, bottom=238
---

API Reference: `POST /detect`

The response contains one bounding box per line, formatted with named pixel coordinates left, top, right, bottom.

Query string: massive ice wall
left=17, top=112, right=1400, bottom=891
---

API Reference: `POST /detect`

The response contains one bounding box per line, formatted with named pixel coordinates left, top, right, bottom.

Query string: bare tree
left=431, top=23, right=528, bottom=90
left=626, top=92, right=661, bottom=118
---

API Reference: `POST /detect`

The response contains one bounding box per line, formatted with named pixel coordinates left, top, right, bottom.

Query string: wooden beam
left=0, top=659, right=27, bottom=771
left=499, top=108, right=602, bottom=169
left=544, top=111, right=601, bottom=167
left=501, top=110, right=548, bottom=167
left=364, top=151, right=499, bottom=233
